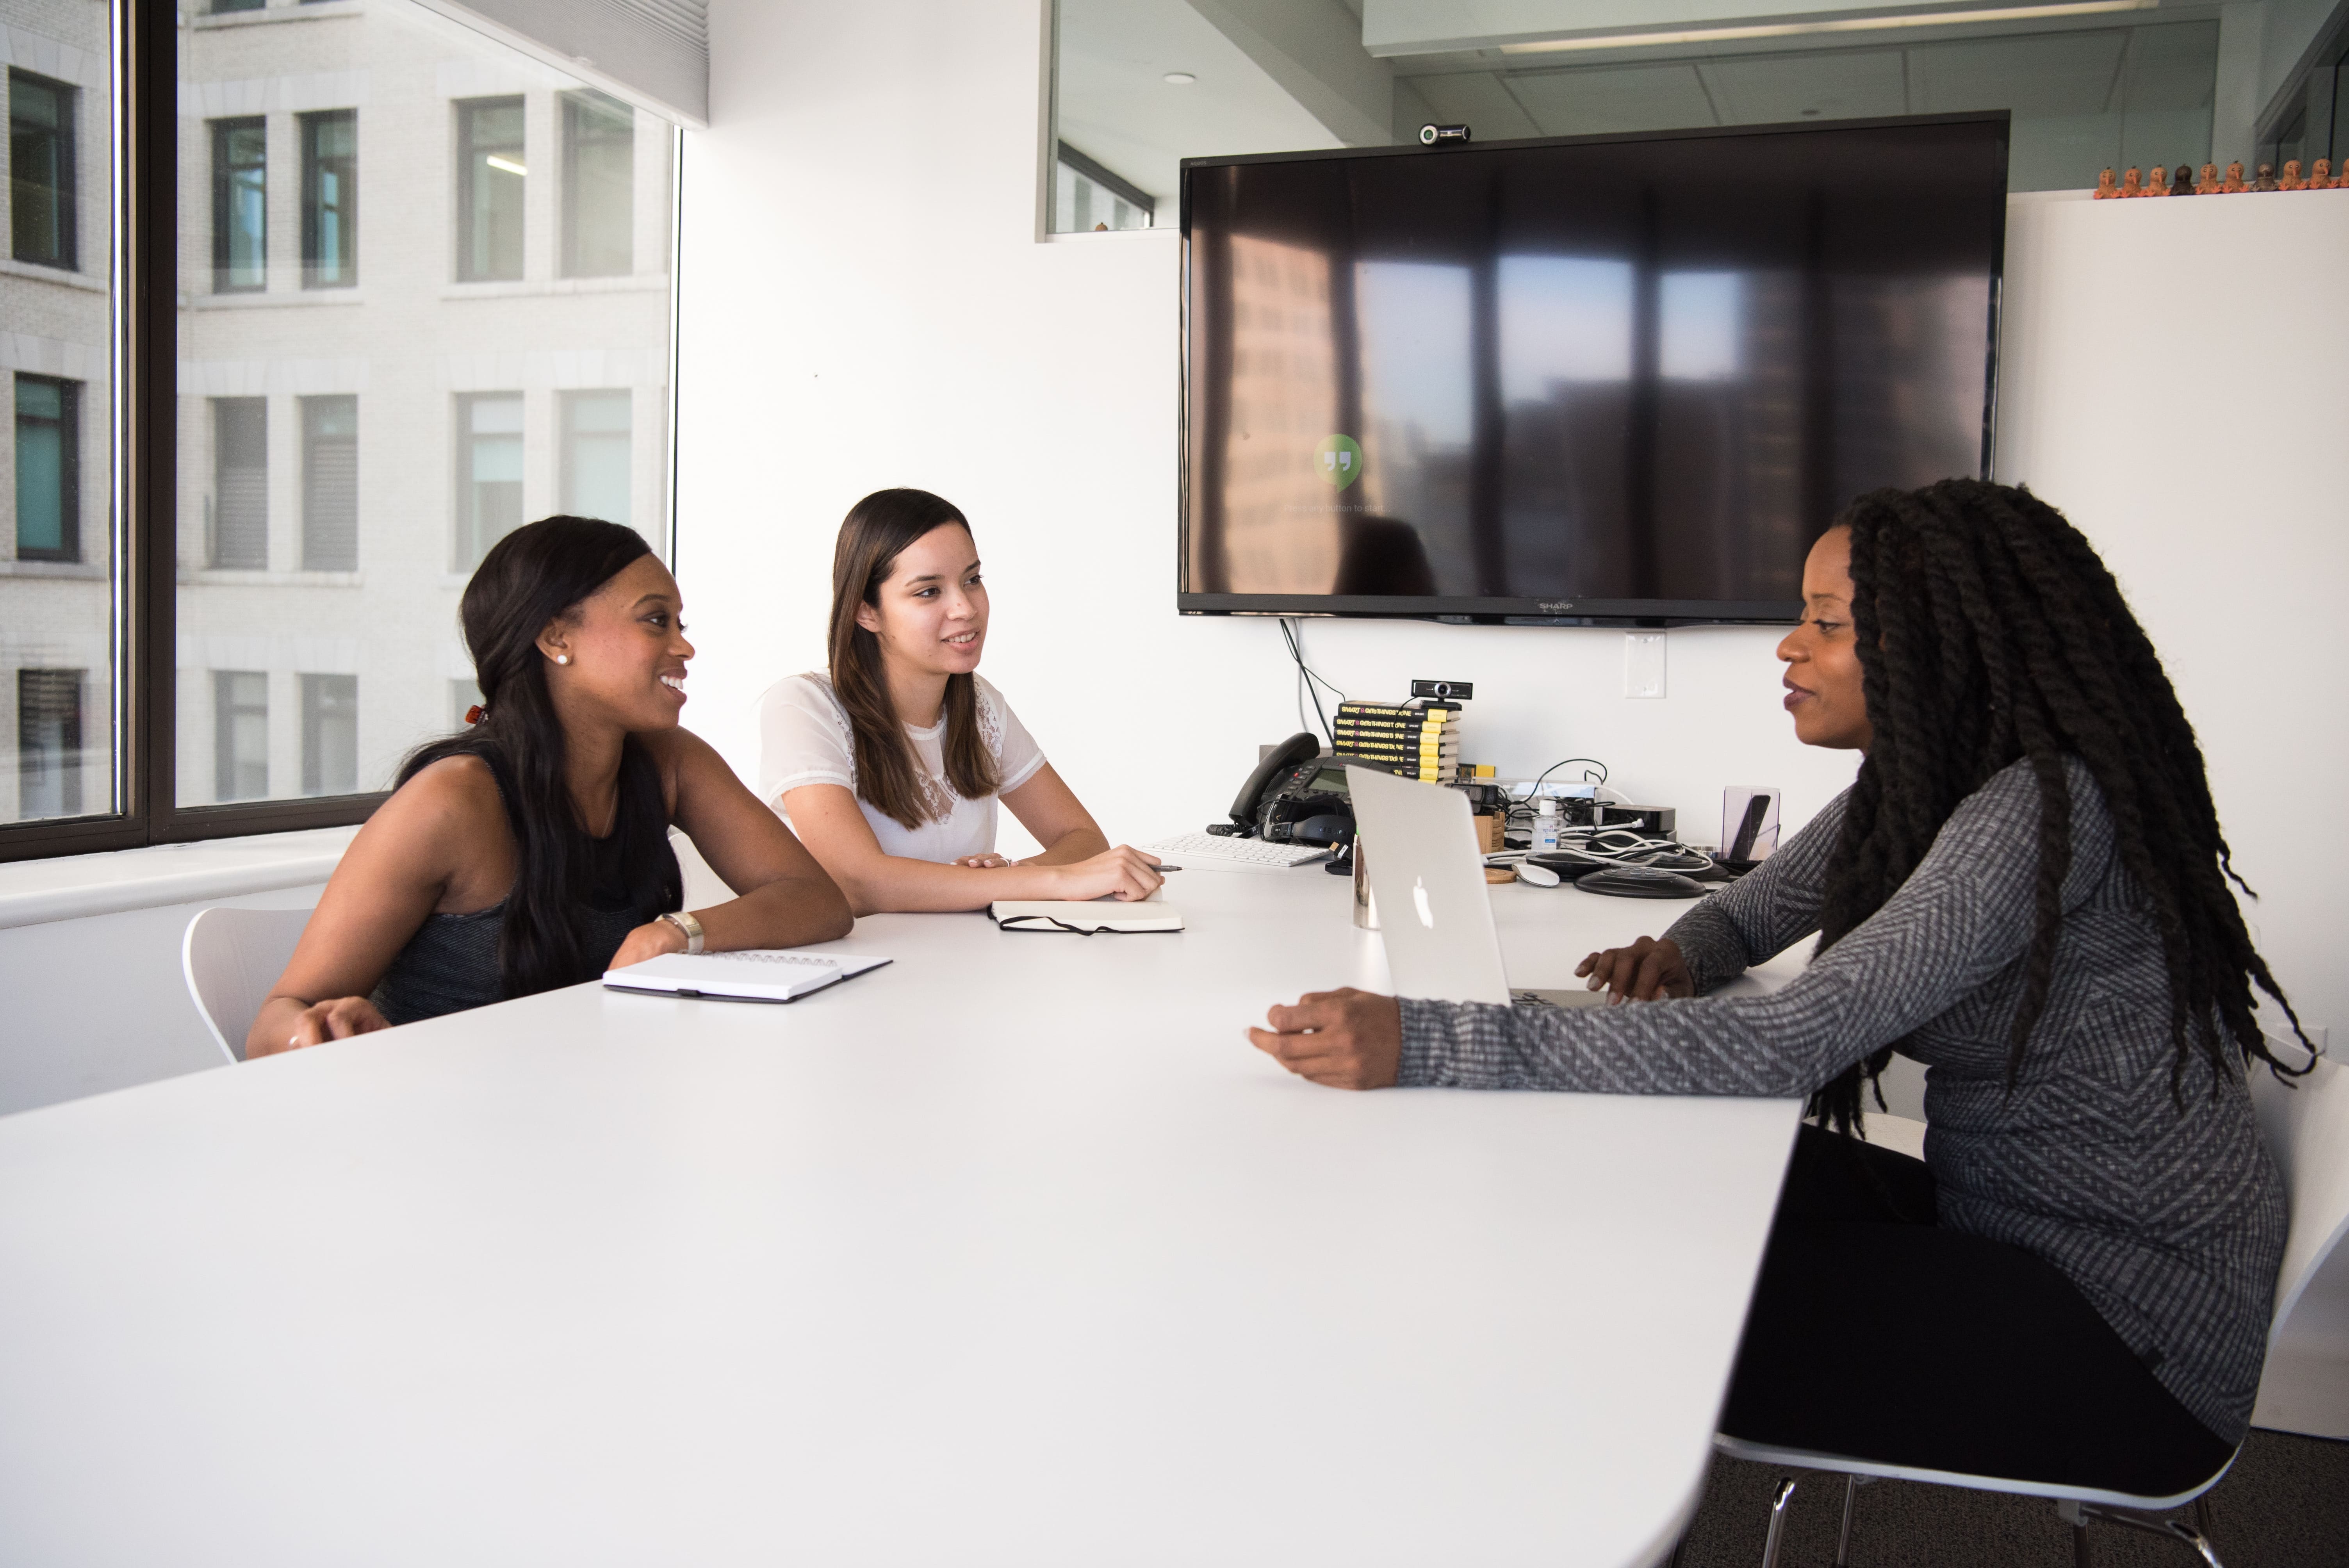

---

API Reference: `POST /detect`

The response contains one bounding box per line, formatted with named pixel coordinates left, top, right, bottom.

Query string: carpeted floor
left=1669, top=1428, right=2349, bottom=1566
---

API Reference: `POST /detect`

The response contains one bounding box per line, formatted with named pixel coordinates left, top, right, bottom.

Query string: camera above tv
left=1178, top=112, right=2009, bottom=625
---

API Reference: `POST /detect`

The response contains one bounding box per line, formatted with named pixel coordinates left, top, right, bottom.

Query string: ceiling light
left=1163, top=71, right=1197, bottom=84
left=1499, top=0, right=2157, bottom=56
left=485, top=154, right=527, bottom=176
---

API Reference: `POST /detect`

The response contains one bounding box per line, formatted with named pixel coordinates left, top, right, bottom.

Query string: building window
left=9, top=69, right=79, bottom=269
left=300, top=110, right=357, bottom=288
left=301, top=674, right=358, bottom=796
left=456, top=392, right=522, bottom=568
left=14, top=374, right=80, bottom=563
left=560, top=390, right=631, bottom=525
left=457, top=97, right=525, bottom=282
left=301, top=396, right=358, bottom=570
left=213, top=671, right=269, bottom=803
left=16, top=670, right=85, bottom=821
left=210, top=0, right=266, bottom=12
left=211, top=397, right=267, bottom=569
left=561, top=91, right=633, bottom=278
left=211, top=116, right=267, bottom=292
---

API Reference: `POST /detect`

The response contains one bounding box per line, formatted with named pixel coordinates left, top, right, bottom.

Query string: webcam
left=1411, top=679, right=1473, bottom=700
left=1418, top=123, right=1471, bottom=147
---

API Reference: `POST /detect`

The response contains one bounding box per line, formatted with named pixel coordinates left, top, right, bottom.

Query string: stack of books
left=1332, top=700, right=1461, bottom=782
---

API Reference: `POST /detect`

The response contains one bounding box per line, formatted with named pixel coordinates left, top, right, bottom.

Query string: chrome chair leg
left=2059, top=1499, right=2225, bottom=1568
left=1834, top=1472, right=1858, bottom=1566
left=1759, top=1475, right=1798, bottom=1568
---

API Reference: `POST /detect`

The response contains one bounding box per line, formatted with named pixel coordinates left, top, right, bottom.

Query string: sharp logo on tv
left=1314, top=434, right=1362, bottom=490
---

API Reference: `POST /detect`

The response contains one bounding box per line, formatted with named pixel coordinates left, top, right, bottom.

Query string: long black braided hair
left=1809, top=479, right=2308, bottom=1135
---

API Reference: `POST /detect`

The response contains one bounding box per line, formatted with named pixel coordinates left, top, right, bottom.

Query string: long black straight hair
left=1810, top=479, right=2306, bottom=1133
left=398, top=516, right=681, bottom=1001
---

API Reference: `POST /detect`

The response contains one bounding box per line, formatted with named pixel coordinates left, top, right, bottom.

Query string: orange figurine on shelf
left=2169, top=164, right=2195, bottom=196
left=2308, top=158, right=2333, bottom=189
left=2223, top=160, right=2248, bottom=193
left=2094, top=167, right=2121, bottom=198
left=2140, top=165, right=2168, bottom=196
left=2194, top=162, right=2222, bottom=194
left=2279, top=159, right=2306, bottom=191
left=2120, top=166, right=2145, bottom=196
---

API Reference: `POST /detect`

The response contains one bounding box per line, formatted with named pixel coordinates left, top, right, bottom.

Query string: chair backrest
left=182, top=906, right=312, bottom=1064
left=2251, top=1043, right=2349, bottom=1339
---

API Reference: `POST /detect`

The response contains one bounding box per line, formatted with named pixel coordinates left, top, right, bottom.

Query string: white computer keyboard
left=1141, top=832, right=1333, bottom=870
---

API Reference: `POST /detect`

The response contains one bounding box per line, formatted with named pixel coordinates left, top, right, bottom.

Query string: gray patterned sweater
left=1398, top=757, right=2285, bottom=1440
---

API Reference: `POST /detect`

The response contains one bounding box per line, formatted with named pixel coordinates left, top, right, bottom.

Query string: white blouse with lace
left=756, top=672, right=1048, bottom=864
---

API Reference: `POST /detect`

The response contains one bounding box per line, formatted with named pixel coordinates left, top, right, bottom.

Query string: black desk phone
left=1226, top=732, right=1356, bottom=846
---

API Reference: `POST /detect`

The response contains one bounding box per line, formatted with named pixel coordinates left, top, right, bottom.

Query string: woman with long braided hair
left=1249, top=478, right=2305, bottom=1493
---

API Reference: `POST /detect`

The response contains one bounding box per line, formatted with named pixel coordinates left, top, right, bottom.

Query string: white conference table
left=0, top=860, right=1807, bottom=1568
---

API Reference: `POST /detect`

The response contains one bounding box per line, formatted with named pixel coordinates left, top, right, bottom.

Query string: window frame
left=209, top=112, right=267, bottom=294
left=0, top=2, right=682, bottom=864
left=9, top=66, right=82, bottom=270
left=299, top=107, right=357, bottom=289
left=455, top=94, right=526, bottom=283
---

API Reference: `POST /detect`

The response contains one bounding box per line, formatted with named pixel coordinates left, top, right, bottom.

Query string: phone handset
left=1228, top=732, right=1322, bottom=834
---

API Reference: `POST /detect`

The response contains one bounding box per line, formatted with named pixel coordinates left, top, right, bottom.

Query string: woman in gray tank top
left=248, top=517, right=852, bottom=1055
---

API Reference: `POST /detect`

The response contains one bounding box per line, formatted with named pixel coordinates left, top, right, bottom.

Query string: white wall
left=677, top=0, right=2349, bottom=1060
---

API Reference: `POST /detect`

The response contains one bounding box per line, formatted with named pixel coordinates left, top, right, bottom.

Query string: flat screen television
left=1178, top=112, right=2009, bottom=624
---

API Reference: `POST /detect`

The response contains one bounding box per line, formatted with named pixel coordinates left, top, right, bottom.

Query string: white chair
left=1709, top=1046, right=2349, bottom=1568
left=182, top=907, right=312, bottom=1064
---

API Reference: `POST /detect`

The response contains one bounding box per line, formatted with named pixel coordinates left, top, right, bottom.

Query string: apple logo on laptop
left=1413, top=875, right=1435, bottom=928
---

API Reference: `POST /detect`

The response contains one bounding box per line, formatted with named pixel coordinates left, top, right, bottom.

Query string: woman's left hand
left=954, top=853, right=1012, bottom=869
left=608, top=917, right=690, bottom=970
left=1248, top=988, right=1402, bottom=1089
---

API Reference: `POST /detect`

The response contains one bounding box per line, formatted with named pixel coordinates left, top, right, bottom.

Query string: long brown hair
left=827, top=488, right=999, bottom=829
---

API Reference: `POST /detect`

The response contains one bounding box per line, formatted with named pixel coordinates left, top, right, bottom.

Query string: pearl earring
left=555, top=655, right=569, bottom=666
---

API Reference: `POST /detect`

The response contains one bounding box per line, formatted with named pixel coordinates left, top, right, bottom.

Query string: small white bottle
left=1531, top=796, right=1563, bottom=854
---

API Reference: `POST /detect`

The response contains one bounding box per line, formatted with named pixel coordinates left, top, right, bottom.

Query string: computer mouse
left=1572, top=866, right=1709, bottom=899
left=1516, top=861, right=1563, bottom=888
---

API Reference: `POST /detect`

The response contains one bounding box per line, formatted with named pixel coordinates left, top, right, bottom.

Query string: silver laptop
left=1347, top=764, right=1606, bottom=1010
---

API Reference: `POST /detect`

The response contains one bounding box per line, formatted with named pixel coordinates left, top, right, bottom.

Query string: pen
left=1148, top=864, right=1183, bottom=873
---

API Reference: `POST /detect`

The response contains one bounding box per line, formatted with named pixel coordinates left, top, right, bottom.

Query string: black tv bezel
left=1175, top=110, right=2010, bottom=627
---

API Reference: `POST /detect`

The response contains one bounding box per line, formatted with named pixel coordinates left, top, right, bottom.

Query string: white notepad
left=988, top=901, right=1184, bottom=934
left=602, top=949, right=893, bottom=1003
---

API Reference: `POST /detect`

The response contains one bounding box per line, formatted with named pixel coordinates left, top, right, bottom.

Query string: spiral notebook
left=603, top=949, right=892, bottom=1003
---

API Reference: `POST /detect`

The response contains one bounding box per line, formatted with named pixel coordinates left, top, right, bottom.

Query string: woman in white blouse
left=758, top=488, right=1163, bottom=915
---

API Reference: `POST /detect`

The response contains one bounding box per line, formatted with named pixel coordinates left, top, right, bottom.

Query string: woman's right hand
left=1046, top=846, right=1166, bottom=902
left=1576, top=936, right=1693, bottom=1003
left=260, top=996, right=392, bottom=1056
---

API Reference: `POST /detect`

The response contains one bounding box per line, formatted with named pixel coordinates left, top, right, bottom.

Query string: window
left=301, top=674, right=358, bottom=796
left=210, top=0, right=265, bottom=12
left=561, top=390, right=631, bottom=525
left=562, top=91, right=633, bottom=277
left=9, top=69, right=78, bottom=269
left=211, top=116, right=267, bottom=292
left=16, top=671, right=84, bottom=820
left=4, top=0, right=680, bottom=860
left=457, top=96, right=525, bottom=282
left=14, top=375, right=80, bottom=563
left=456, top=393, right=523, bottom=568
left=212, top=672, right=269, bottom=803
left=300, top=110, right=357, bottom=288
left=301, top=396, right=358, bottom=570
left=211, top=398, right=267, bottom=569
left=1053, top=143, right=1153, bottom=233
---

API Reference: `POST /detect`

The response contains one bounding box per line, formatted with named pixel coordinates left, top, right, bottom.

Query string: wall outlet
left=1624, top=631, right=1666, bottom=699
